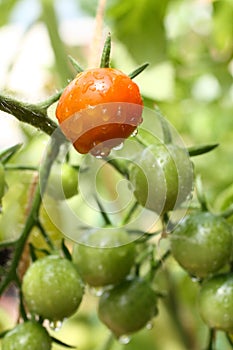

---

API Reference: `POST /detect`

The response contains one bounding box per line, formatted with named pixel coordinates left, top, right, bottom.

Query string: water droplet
left=113, top=142, right=124, bottom=151
left=49, top=320, right=63, bottom=331
left=191, top=276, right=201, bottom=283
left=146, top=321, right=154, bottom=330
left=117, top=106, right=122, bottom=117
left=118, top=335, right=131, bottom=344
left=88, top=285, right=105, bottom=296
left=131, top=129, right=138, bottom=137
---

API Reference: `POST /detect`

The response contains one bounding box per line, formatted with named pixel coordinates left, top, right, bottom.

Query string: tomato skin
left=72, top=228, right=136, bottom=287
left=22, top=255, right=84, bottom=321
left=56, top=68, right=143, bottom=156
left=129, top=144, right=193, bottom=214
left=98, top=278, right=158, bottom=337
left=198, top=273, right=233, bottom=332
left=170, top=212, right=233, bottom=277
left=2, top=321, right=51, bottom=350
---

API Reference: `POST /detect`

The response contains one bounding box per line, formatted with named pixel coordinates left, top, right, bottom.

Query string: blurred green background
left=0, top=0, right=232, bottom=349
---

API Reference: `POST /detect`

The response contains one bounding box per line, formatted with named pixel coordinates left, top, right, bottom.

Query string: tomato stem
left=195, top=175, right=209, bottom=212
left=100, top=33, right=111, bottom=68
left=206, top=328, right=216, bottom=350
left=0, top=134, right=63, bottom=296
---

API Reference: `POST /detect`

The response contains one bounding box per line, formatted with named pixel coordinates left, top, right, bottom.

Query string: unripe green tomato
left=72, top=228, right=135, bottom=287
left=46, top=163, right=78, bottom=200
left=22, top=255, right=83, bottom=321
left=170, top=212, right=233, bottom=277
left=2, top=321, right=51, bottom=350
left=198, top=273, right=233, bottom=332
left=129, top=144, right=193, bottom=214
left=98, top=278, right=158, bottom=337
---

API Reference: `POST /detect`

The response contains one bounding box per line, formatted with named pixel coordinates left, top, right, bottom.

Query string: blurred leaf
left=212, top=0, right=233, bottom=54
left=107, top=0, right=169, bottom=64
left=0, top=0, right=20, bottom=26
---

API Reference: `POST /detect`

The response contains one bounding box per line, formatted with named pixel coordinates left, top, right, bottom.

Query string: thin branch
left=0, top=93, right=58, bottom=136
left=0, top=133, right=64, bottom=295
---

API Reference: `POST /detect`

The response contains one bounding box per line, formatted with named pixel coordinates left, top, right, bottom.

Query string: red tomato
left=56, top=68, right=143, bottom=156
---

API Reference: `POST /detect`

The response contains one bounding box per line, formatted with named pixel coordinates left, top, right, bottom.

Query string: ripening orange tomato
left=56, top=68, right=143, bottom=157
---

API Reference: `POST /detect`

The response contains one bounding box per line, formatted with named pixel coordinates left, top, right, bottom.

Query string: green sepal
left=128, top=62, right=149, bottom=79
left=188, top=143, right=219, bottom=157
left=68, top=55, right=84, bottom=73
left=0, top=143, right=22, bottom=164
left=61, top=238, right=72, bottom=261
left=100, top=32, right=111, bottom=68
left=51, top=336, right=76, bottom=348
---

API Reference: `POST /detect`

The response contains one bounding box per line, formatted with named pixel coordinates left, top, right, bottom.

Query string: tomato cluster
left=2, top=42, right=233, bottom=350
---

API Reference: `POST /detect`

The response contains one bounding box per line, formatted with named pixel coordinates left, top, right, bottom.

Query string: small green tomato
left=22, top=255, right=83, bottom=321
left=2, top=321, right=51, bottom=350
left=72, top=228, right=135, bottom=287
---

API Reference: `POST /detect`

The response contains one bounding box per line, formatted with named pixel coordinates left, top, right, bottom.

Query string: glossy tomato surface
left=56, top=68, right=143, bottom=156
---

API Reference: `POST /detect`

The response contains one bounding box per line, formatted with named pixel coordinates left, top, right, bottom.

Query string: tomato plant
left=0, top=2, right=232, bottom=349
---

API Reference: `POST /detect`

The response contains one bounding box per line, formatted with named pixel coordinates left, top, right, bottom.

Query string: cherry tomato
left=98, top=278, right=158, bottom=337
left=2, top=321, right=51, bottom=350
left=198, top=273, right=233, bottom=332
left=22, top=255, right=83, bottom=321
left=170, top=211, right=232, bottom=277
left=56, top=68, right=143, bottom=157
left=72, top=228, right=135, bottom=286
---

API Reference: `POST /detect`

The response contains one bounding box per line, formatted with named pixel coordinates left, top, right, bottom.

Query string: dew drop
left=191, top=276, right=201, bottom=283
left=49, top=320, right=63, bottom=331
left=131, top=129, right=138, bottom=137
left=113, top=142, right=124, bottom=151
left=88, top=285, right=105, bottom=297
left=146, top=321, right=154, bottom=330
left=118, top=335, right=131, bottom=344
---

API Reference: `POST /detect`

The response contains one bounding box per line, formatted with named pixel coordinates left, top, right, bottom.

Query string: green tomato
left=22, top=255, right=83, bottom=321
left=72, top=228, right=135, bottom=287
left=46, top=163, right=78, bottom=200
left=198, top=273, right=233, bottom=332
left=170, top=211, right=233, bottom=277
left=129, top=144, right=193, bottom=214
left=98, top=278, right=158, bottom=337
left=2, top=321, right=51, bottom=350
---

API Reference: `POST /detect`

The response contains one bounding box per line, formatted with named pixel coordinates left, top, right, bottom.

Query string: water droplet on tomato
left=131, top=129, right=138, bottom=137
left=118, top=335, right=131, bottom=344
left=49, top=320, right=63, bottom=331
left=146, top=321, right=154, bottom=330
left=88, top=285, right=105, bottom=297
left=113, top=142, right=124, bottom=151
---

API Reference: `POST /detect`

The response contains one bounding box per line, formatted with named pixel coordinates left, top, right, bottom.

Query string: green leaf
left=61, top=239, right=72, bottom=261
left=107, top=0, right=169, bottom=64
left=128, top=62, right=149, bottom=79
left=188, top=143, right=219, bottom=157
left=0, top=0, right=19, bottom=26
left=0, top=144, right=22, bottom=164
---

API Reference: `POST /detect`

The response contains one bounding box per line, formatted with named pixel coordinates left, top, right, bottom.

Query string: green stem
left=196, top=175, right=209, bottom=212
left=0, top=93, right=57, bottom=136
left=36, top=221, right=54, bottom=250
left=40, top=0, right=72, bottom=86
left=68, top=55, right=84, bottom=74
left=188, top=143, right=219, bottom=157
left=100, top=333, right=115, bottom=350
left=206, top=329, right=216, bottom=350
left=5, top=165, right=38, bottom=171
left=121, top=202, right=138, bottom=225
left=0, top=134, right=63, bottom=295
